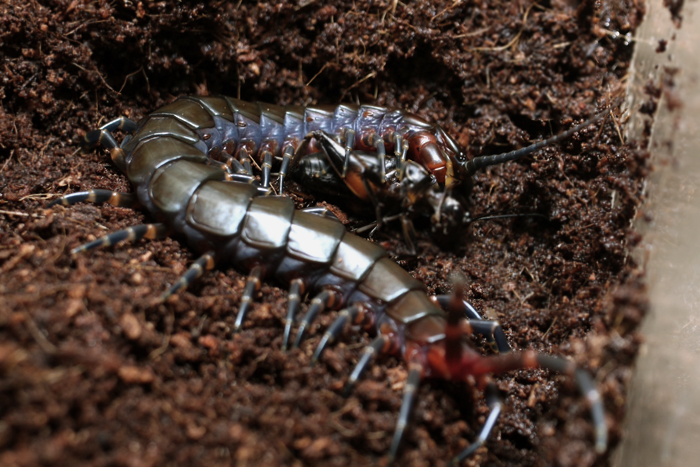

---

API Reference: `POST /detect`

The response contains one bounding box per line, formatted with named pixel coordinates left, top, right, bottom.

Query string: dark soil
left=0, top=1, right=649, bottom=466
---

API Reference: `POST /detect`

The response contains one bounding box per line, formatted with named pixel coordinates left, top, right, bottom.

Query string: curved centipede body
left=50, top=96, right=607, bottom=464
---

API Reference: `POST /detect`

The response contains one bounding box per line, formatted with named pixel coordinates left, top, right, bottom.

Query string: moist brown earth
left=0, top=1, right=649, bottom=466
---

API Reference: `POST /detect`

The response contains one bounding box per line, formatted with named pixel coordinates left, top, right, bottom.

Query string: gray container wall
left=614, top=1, right=700, bottom=465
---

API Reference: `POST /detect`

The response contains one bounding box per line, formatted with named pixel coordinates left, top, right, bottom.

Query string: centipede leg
left=300, top=206, right=341, bottom=221
left=538, top=354, right=607, bottom=453
left=237, top=146, right=254, bottom=176
left=208, top=157, right=265, bottom=189
left=394, top=134, right=408, bottom=180
left=360, top=177, right=384, bottom=230
left=234, top=265, right=264, bottom=331
left=70, top=223, right=168, bottom=255
left=368, top=134, right=387, bottom=183
left=400, top=214, right=418, bottom=255
left=447, top=381, right=502, bottom=466
left=388, top=361, right=423, bottom=464
left=260, top=149, right=273, bottom=188
left=464, top=320, right=511, bottom=354
left=433, top=294, right=511, bottom=354
left=282, top=278, right=305, bottom=350
left=160, top=251, right=216, bottom=302
left=278, top=145, right=294, bottom=194
left=293, top=288, right=342, bottom=348
left=311, top=303, right=371, bottom=363
left=227, top=173, right=260, bottom=185
left=216, top=151, right=269, bottom=192
left=100, top=116, right=138, bottom=134
left=48, top=189, right=139, bottom=208
left=472, top=351, right=607, bottom=453
left=308, top=130, right=390, bottom=228
left=81, top=116, right=138, bottom=151
left=341, top=128, right=355, bottom=178
left=224, top=157, right=250, bottom=177
left=82, top=118, right=138, bottom=171
left=53, top=116, right=140, bottom=207
left=433, top=295, right=482, bottom=320
left=344, top=334, right=398, bottom=396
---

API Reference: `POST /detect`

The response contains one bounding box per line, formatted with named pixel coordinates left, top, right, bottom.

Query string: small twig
left=118, top=66, right=144, bottom=94
left=1, top=149, right=14, bottom=173
left=0, top=209, right=29, bottom=217
left=451, top=27, right=491, bottom=39
left=305, top=62, right=330, bottom=87
left=24, top=312, right=58, bottom=355
left=431, top=0, right=462, bottom=23
left=73, top=62, right=118, bottom=94
left=65, top=19, right=109, bottom=36
left=542, top=316, right=558, bottom=340
left=609, top=109, right=625, bottom=145
left=469, top=3, right=537, bottom=52
left=339, top=72, right=377, bottom=102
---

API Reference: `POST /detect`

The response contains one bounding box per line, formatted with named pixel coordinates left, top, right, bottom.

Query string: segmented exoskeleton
left=284, top=101, right=606, bottom=244
left=49, top=96, right=607, bottom=464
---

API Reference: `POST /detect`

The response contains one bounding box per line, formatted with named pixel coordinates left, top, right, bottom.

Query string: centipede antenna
left=48, top=189, right=139, bottom=208
left=283, top=278, right=305, bottom=351
left=464, top=111, right=607, bottom=175
left=71, top=223, right=167, bottom=255
left=388, top=362, right=423, bottom=464
left=234, top=265, right=263, bottom=331
left=311, top=305, right=361, bottom=364
left=448, top=382, right=502, bottom=466
left=293, top=289, right=340, bottom=348
left=160, top=251, right=216, bottom=302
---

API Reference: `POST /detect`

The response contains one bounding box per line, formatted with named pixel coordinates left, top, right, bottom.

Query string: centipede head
left=403, top=182, right=470, bottom=244
left=392, top=165, right=472, bottom=246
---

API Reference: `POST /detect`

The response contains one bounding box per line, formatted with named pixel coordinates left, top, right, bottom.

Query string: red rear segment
left=408, top=132, right=447, bottom=183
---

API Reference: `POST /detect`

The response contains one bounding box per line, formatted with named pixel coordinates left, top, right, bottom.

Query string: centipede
left=49, top=96, right=608, bottom=464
